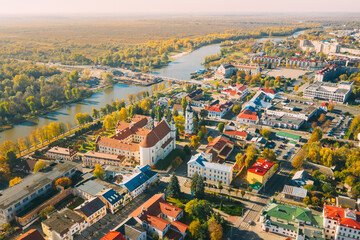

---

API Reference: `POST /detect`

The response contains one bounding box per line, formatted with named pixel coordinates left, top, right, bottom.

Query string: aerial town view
left=1, top=1, right=360, bottom=240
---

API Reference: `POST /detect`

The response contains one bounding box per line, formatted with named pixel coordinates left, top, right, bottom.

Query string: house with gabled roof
left=75, top=197, right=106, bottom=226
left=129, top=193, right=188, bottom=240
left=260, top=200, right=324, bottom=239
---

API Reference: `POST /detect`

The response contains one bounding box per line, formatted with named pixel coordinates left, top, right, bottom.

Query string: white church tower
left=185, top=104, right=194, bottom=135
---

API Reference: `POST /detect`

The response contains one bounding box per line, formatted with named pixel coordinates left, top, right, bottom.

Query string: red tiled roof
left=321, top=102, right=329, bottom=107
left=143, top=215, right=169, bottom=231
left=205, top=105, right=222, bottom=113
left=207, top=136, right=234, bottom=152
left=161, top=137, right=174, bottom=149
left=101, top=231, right=126, bottom=240
left=130, top=193, right=183, bottom=219
left=140, top=120, right=171, bottom=148
left=247, top=159, right=275, bottom=176
left=170, top=221, right=188, bottom=234
left=237, top=109, right=258, bottom=121
left=259, top=88, right=277, bottom=94
left=165, top=228, right=184, bottom=240
left=223, top=130, right=248, bottom=138
left=323, top=205, right=360, bottom=230
left=237, top=84, right=248, bottom=92
left=17, top=229, right=45, bottom=240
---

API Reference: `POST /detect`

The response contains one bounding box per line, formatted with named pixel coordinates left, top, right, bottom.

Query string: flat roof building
left=0, top=161, right=78, bottom=225
left=303, top=81, right=353, bottom=103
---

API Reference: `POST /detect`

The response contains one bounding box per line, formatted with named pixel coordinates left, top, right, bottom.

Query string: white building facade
left=187, top=153, right=233, bottom=185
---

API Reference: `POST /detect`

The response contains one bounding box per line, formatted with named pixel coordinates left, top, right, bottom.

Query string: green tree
left=217, top=181, right=223, bottom=193
left=185, top=199, right=212, bottom=221
left=181, top=97, right=188, bottom=116
left=217, top=123, right=224, bottom=133
left=167, top=173, right=181, bottom=198
left=195, top=176, right=205, bottom=199
left=191, top=172, right=199, bottom=192
left=200, top=109, right=208, bottom=120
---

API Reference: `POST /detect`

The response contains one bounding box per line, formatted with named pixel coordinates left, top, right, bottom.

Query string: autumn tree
left=292, top=156, right=304, bottom=169
left=39, top=206, right=55, bottom=219
left=54, top=177, right=72, bottom=188
left=34, top=160, right=47, bottom=173
left=207, top=136, right=213, bottom=143
left=318, top=113, right=326, bottom=123
left=235, top=153, right=244, bottom=167
left=245, top=145, right=258, bottom=168
left=188, top=219, right=201, bottom=239
left=174, top=115, right=185, bottom=134
left=260, top=127, right=271, bottom=138
left=232, top=105, right=241, bottom=115
left=9, top=177, right=21, bottom=187
left=94, top=164, right=104, bottom=179
left=309, top=128, right=323, bottom=143
left=191, top=135, right=200, bottom=148
left=208, top=217, right=223, bottom=240
left=103, top=115, right=115, bottom=130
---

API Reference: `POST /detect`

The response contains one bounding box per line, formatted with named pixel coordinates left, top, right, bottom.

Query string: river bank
left=0, top=28, right=307, bottom=143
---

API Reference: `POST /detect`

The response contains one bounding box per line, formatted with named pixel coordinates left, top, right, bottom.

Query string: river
left=0, top=44, right=222, bottom=143
left=0, top=29, right=306, bottom=143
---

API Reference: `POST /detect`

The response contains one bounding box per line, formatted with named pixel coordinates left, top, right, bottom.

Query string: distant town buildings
left=303, top=81, right=353, bottom=103
left=187, top=153, right=233, bottom=185
left=216, top=63, right=260, bottom=78
left=299, top=39, right=341, bottom=54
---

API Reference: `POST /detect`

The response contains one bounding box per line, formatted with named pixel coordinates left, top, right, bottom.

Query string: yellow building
left=75, top=197, right=107, bottom=226
left=247, top=159, right=275, bottom=186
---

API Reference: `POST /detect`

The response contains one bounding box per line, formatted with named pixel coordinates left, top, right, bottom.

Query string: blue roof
left=244, top=106, right=256, bottom=112
left=122, top=165, right=157, bottom=192
left=102, top=189, right=122, bottom=204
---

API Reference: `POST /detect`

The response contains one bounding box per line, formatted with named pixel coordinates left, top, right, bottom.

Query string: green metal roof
left=276, top=131, right=301, bottom=140
left=262, top=202, right=322, bottom=227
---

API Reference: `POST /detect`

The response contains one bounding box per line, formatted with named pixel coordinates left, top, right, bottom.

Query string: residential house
left=223, top=130, right=248, bottom=141
left=205, top=136, right=234, bottom=163
left=237, top=109, right=259, bottom=125
left=75, top=197, right=107, bottom=226
left=129, top=193, right=188, bottom=240
left=97, top=189, right=124, bottom=214
left=336, top=196, right=357, bottom=209
left=17, top=229, right=45, bottom=240
left=42, top=208, right=87, bottom=240
left=221, top=84, right=249, bottom=100
left=116, top=217, right=147, bottom=240
left=187, top=153, right=233, bottom=185
left=156, top=97, right=170, bottom=107
left=282, top=185, right=308, bottom=202
left=291, top=170, right=314, bottom=187
left=101, top=231, right=126, bottom=240
left=186, top=89, right=204, bottom=102
left=46, top=147, right=78, bottom=161
left=120, top=165, right=158, bottom=198
left=205, top=101, right=233, bottom=119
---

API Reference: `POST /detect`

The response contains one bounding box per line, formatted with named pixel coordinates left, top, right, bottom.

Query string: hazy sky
left=0, top=0, right=359, bottom=15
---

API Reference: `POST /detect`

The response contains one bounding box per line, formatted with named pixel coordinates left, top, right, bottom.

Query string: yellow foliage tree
left=34, top=160, right=46, bottom=173
left=9, top=177, right=21, bottom=187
